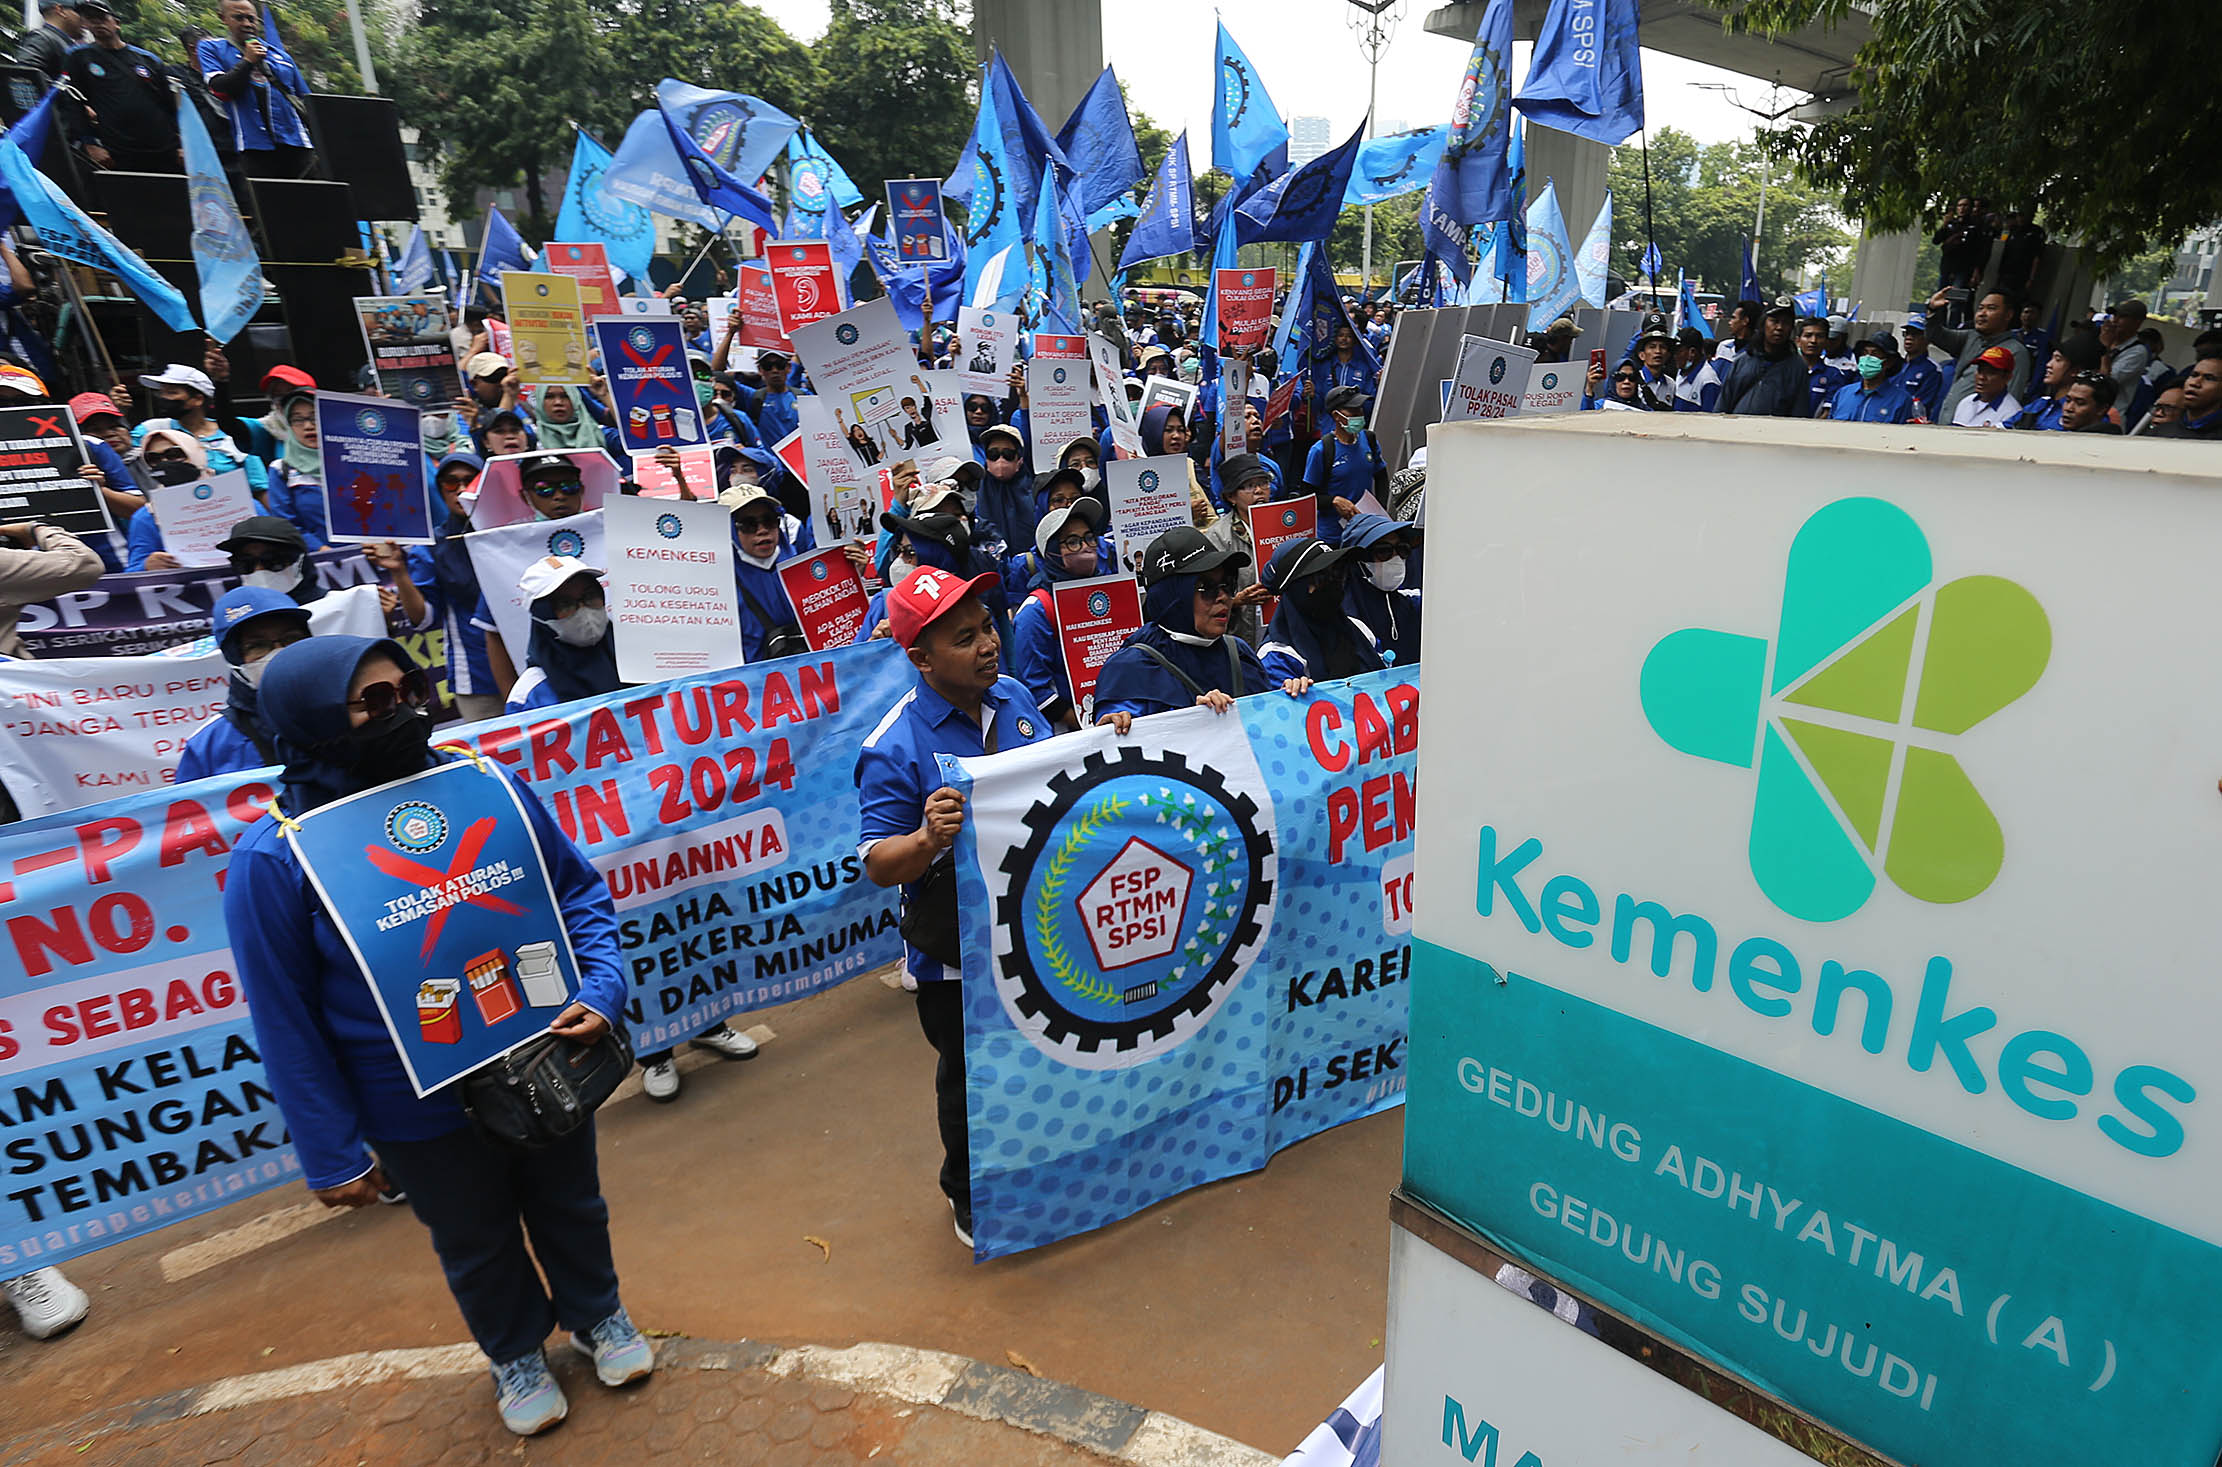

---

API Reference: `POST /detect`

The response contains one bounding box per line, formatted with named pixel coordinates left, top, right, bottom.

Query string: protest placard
left=766, top=240, right=841, bottom=336
left=885, top=178, right=946, bottom=261
left=592, top=316, right=707, bottom=453
left=354, top=294, right=462, bottom=408
left=1219, top=358, right=1251, bottom=459
left=315, top=392, right=431, bottom=545
left=1025, top=333, right=1092, bottom=472
left=791, top=298, right=932, bottom=469
left=1215, top=265, right=1275, bottom=355
left=629, top=446, right=718, bottom=500
left=499, top=271, right=594, bottom=385
left=1247, top=492, right=1317, bottom=568
left=603, top=494, right=742, bottom=683
left=0, top=401, right=107, bottom=539
left=542, top=241, right=623, bottom=318
left=1264, top=372, right=1300, bottom=432
left=738, top=264, right=788, bottom=350
left=11, top=550, right=377, bottom=658
left=1103, top=455, right=1195, bottom=576
left=1442, top=335, right=1536, bottom=421
left=462, top=509, right=606, bottom=660
left=776, top=547, right=870, bottom=650
left=1089, top=332, right=1143, bottom=459
left=956, top=306, right=1016, bottom=397
left=465, top=450, right=618, bottom=531
left=1522, top=359, right=1582, bottom=415
left=1138, top=375, right=1199, bottom=430
left=791, top=396, right=875, bottom=550
left=148, top=469, right=256, bottom=567
left=1048, top=573, right=1141, bottom=726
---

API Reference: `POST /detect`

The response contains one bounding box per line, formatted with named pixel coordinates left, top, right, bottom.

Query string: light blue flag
left=785, top=127, right=863, bottom=232
left=0, top=137, right=194, bottom=331
left=605, top=110, right=719, bottom=228
left=826, top=202, right=870, bottom=298
left=0, top=90, right=57, bottom=227
left=1575, top=189, right=1612, bottom=308
left=1676, top=272, right=1702, bottom=333
left=1116, top=132, right=1194, bottom=270
left=1212, top=21, right=1288, bottom=184
left=1272, top=240, right=1313, bottom=364
left=1195, top=202, right=1241, bottom=367
left=1524, top=179, right=1582, bottom=332
left=394, top=226, right=434, bottom=293
left=1462, top=223, right=1505, bottom=303
left=656, top=90, right=779, bottom=236
left=474, top=206, right=532, bottom=295
left=1056, top=65, right=1144, bottom=220
left=556, top=127, right=656, bottom=283
left=607, top=83, right=796, bottom=228
left=1514, top=0, right=1645, bottom=145
left=1344, top=126, right=1448, bottom=208
left=957, top=70, right=1027, bottom=312
left=1502, top=120, right=1528, bottom=303
left=176, top=82, right=264, bottom=342
left=1236, top=120, right=1365, bottom=245
left=1031, top=164, right=1082, bottom=334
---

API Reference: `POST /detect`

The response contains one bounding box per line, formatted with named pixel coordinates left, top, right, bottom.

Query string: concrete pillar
left=1524, top=125, right=1610, bottom=267
left=1846, top=225, right=1920, bottom=316
left=971, top=0, right=1103, bottom=143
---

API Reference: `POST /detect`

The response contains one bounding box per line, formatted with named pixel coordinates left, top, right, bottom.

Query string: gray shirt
left=1927, top=322, right=2032, bottom=423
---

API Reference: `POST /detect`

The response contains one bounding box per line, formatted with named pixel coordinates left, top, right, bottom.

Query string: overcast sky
left=751, top=0, right=1784, bottom=149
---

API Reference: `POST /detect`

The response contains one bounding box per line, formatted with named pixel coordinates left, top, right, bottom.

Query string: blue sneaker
left=490, top=1349, right=568, bottom=1435
left=569, top=1305, right=655, bottom=1387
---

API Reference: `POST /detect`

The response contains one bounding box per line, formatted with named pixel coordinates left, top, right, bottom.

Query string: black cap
left=1763, top=301, right=1796, bottom=319
left=1856, top=334, right=1898, bottom=356
left=1219, top=452, right=1271, bottom=490
left=1037, top=465, right=1088, bottom=501
left=1325, top=385, right=1371, bottom=413
left=1141, top=526, right=1246, bottom=584
left=882, top=511, right=971, bottom=553
left=519, top=451, right=582, bottom=484
left=214, top=515, right=307, bottom=554
left=1674, top=326, right=1710, bottom=349
left=1260, top=537, right=1355, bottom=594
left=1634, top=325, right=1674, bottom=348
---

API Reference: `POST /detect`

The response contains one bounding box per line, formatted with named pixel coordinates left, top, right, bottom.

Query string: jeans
left=914, top=982, right=968, bottom=1211
left=372, top=1121, right=621, bottom=1364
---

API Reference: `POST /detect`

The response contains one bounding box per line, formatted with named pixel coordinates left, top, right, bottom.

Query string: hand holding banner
left=776, top=547, right=870, bottom=649
left=355, top=294, right=463, bottom=407
left=1049, top=573, right=1142, bottom=725
left=499, top=272, right=594, bottom=385
left=0, top=402, right=108, bottom=539
left=148, top=469, right=257, bottom=567
left=593, top=316, right=707, bottom=453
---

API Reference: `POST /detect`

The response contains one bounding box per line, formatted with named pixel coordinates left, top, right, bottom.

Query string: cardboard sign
left=283, top=761, right=583, bottom=1096
left=628, top=446, right=718, bottom=500
left=315, top=392, right=431, bottom=545
left=1522, top=359, right=1583, bottom=415
left=737, top=264, right=789, bottom=350
left=1049, top=572, right=1141, bottom=725
left=885, top=177, right=946, bottom=263
left=354, top=294, right=462, bottom=408
left=461, top=508, right=606, bottom=660
left=1246, top=492, right=1317, bottom=569
left=148, top=469, right=256, bottom=567
left=1138, top=374, right=1198, bottom=433
left=1219, top=358, right=1251, bottom=459
left=1026, top=332, right=1093, bottom=473
left=602, top=494, right=742, bottom=683
left=792, top=395, right=875, bottom=550
left=956, top=306, right=1016, bottom=398
left=1263, top=371, right=1300, bottom=430
left=1442, top=335, right=1535, bottom=421
left=499, top=271, right=595, bottom=385
left=790, top=298, right=932, bottom=470
left=0, top=402, right=107, bottom=539
left=1103, top=455, right=1194, bottom=576
left=1089, top=332, right=1143, bottom=459
left=542, top=241, right=623, bottom=318
left=766, top=240, right=841, bottom=337
left=775, top=547, right=870, bottom=650
left=1214, top=265, right=1275, bottom=355
left=592, top=316, right=708, bottom=453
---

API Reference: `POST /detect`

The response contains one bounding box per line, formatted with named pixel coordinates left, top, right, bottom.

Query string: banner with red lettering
left=776, top=548, right=869, bottom=650
left=766, top=241, right=841, bottom=337
left=1214, top=266, right=1275, bottom=356
left=738, top=264, right=789, bottom=351
left=0, top=642, right=911, bottom=1271
left=1049, top=573, right=1140, bottom=726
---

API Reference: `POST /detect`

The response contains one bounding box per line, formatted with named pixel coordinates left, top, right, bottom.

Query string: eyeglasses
left=1052, top=534, right=1096, bottom=553
left=239, top=630, right=307, bottom=661
left=347, top=667, right=433, bottom=716
left=1194, top=576, right=1237, bottom=602
left=525, top=478, right=583, bottom=499
left=983, top=446, right=1022, bottom=463
left=546, top=588, right=603, bottom=617
left=1360, top=544, right=1402, bottom=563
left=230, top=547, right=299, bottom=572
left=733, top=513, right=782, bottom=534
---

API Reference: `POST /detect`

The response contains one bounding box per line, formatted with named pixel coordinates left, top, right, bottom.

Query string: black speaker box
left=301, top=93, right=415, bottom=222
left=91, top=171, right=193, bottom=261
left=244, top=177, right=361, bottom=263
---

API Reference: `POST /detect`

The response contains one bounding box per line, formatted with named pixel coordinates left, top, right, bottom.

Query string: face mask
left=237, top=656, right=273, bottom=690
left=343, top=706, right=432, bottom=784
left=1365, top=558, right=1406, bottom=592
left=543, top=606, right=609, bottom=647
left=148, top=458, right=200, bottom=486
left=1856, top=355, right=1885, bottom=381
left=1340, top=414, right=1366, bottom=434
left=890, top=553, right=919, bottom=582
left=1297, top=578, right=1344, bottom=617
left=694, top=379, right=716, bottom=407
left=420, top=412, right=455, bottom=443
left=241, top=562, right=304, bottom=594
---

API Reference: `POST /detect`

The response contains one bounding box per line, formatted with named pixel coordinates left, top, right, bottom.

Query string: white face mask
left=236, top=656, right=273, bottom=690
left=543, top=606, right=610, bottom=647
left=241, top=563, right=304, bottom=594
left=889, top=553, right=919, bottom=582
left=420, top=412, right=455, bottom=443
left=1365, top=557, right=1407, bottom=592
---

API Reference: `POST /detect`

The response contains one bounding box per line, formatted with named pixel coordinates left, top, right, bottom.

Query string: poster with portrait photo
left=1137, top=375, right=1199, bottom=434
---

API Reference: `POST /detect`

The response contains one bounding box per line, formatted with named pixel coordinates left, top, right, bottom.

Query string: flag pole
left=55, top=259, right=121, bottom=387
left=1641, top=129, right=1659, bottom=305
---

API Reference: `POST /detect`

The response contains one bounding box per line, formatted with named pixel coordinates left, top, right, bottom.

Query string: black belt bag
left=899, top=852, right=964, bottom=967
left=460, top=1024, right=634, bottom=1149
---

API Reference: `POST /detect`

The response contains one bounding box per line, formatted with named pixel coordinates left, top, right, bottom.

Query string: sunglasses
left=1612, top=373, right=1641, bottom=384
left=347, top=667, right=433, bottom=716
left=546, top=588, right=603, bottom=617
left=146, top=449, right=191, bottom=466
left=1360, top=544, right=1402, bottom=563
left=733, top=513, right=782, bottom=534
left=1195, top=576, right=1238, bottom=602
left=983, top=446, right=1022, bottom=463
left=230, top=547, right=299, bottom=572
left=525, top=478, right=583, bottom=499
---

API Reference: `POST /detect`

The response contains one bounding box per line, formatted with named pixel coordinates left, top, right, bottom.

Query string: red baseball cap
left=261, top=364, right=316, bottom=395
left=888, top=565, right=1001, bottom=650
left=1975, top=345, right=2015, bottom=370
left=68, top=391, right=121, bottom=423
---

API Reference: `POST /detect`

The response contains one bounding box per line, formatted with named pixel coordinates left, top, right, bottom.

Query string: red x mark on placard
left=362, top=815, right=525, bottom=959
left=27, top=412, right=63, bottom=437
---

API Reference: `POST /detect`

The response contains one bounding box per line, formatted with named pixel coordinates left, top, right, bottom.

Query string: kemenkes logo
left=1640, top=497, right=2049, bottom=922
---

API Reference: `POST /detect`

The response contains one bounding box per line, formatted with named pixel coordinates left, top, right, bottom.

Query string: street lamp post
left=1347, top=0, right=1400, bottom=294
left=1691, top=79, right=1799, bottom=291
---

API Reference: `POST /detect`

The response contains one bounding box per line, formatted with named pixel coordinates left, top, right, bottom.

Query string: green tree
left=809, top=0, right=972, bottom=207
left=1723, top=0, right=2220, bottom=270
left=119, top=0, right=370, bottom=91
left=594, top=0, right=820, bottom=137
left=1605, top=127, right=1853, bottom=300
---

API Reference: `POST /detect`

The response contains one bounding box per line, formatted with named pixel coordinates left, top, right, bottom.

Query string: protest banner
left=776, top=547, right=869, bottom=650
left=1215, top=265, right=1275, bottom=355
left=1024, top=333, right=1092, bottom=473
left=499, top=271, right=594, bottom=386
left=944, top=669, right=1419, bottom=1258
left=629, top=446, right=718, bottom=501
left=791, top=298, right=934, bottom=467
left=463, top=509, right=606, bottom=661
left=148, top=470, right=257, bottom=567
left=0, top=586, right=387, bottom=817
left=465, top=451, right=618, bottom=531
left=885, top=178, right=946, bottom=262
left=542, top=241, right=623, bottom=318
left=738, top=265, right=788, bottom=351
left=488, top=319, right=512, bottom=360
left=1263, top=372, right=1300, bottom=433
left=1522, top=359, right=1582, bottom=415
left=1405, top=415, right=2222, bottom=1467
left=592, top=317, right=707, bottom=453
left=955, top=306, right=1016, bottom=398
left=0, top=641, right=912, bottom=1273
left=603, top=495, right=742, bottom=683
left=284, top=760, right=585, bottom=1095
left=315, top=392, right=431, bottom=545
left=354, top=294, right=462, bottom=408
left=1089, top=333, right=1143, bottom=459
left=1138, top=375, right=1199, bottom=429
left=1247, top=493, right=1317, bottom=572
left=1103, top=455, right=1195, bottom=576
left=1219, top=358, right=1251, bottom=460
left=766, top=240, right=841, bottom=337
left=0, top=401, right=108, bottom=540
left=1441, top=335, right=1535, bottom=421
left=1047, top=573, right=1141, bottom=726
left=791, top=396, right=876, bottom=550
left=11, top=551, right=378, bottom=658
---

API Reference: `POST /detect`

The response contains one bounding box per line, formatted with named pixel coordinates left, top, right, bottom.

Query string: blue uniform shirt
left=1093, top=623, right=1270, bottom=723
left=1826, top=378, right=1918, bottom=424
left=1897, top=356, right=1946, bottom=422
left=854, top=672, right=1051, bottom=982
left=197, top=36, right=310, bottom=151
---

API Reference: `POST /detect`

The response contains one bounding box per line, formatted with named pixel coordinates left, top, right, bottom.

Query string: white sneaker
left=641, top=1058, right=681, bottom=1102
left=4, top=1268, right=89, bottom=1340
left=689, top=1023, right=759, bottom=1060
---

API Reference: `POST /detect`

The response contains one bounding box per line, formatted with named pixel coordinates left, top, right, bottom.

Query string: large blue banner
left=0, top=642, right=910, bottom=1273
left=946, top=670, right=1420, bottom=1259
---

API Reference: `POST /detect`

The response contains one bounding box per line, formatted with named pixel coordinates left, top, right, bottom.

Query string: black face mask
left=148, top=457, right=200, bottom=486
left=1297, top=576, right=1344, bottom=618
left=342, top=707, right=433, bottom=785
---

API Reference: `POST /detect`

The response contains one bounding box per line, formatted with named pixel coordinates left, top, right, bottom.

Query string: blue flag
left=657, top=90, right=779, bottom=235
left=1502, top=120, right=1528, bottom=303
left=1343, top=126, right=1448, bottom=208
left=555, top=127, right=656, bottom=284
left=177, top=81, right=264, bottom=342
left=1739, top=237, right=1760, bottom=303
left=1461, top=223, right=1503, bottom=303
left=1300, top=244, right=1376, bottom=413
left=0, top=136, right=194, bottom=331
left=474, top=206, right=532, bottom=296
left=1794, top=277, right=1826, bottom=317
left=957, top=70, right=1028, bottom=312
left=1212, top=22, right=1288, bottom=184
left=870, top=214, right=968, bottom=335
left=1575, top=190, right=1612, bottom=309
left=657, top=81, right=796, bottom=196
left=1236, top=120, right=1364, bottom=245
left=0, top=91, right=58, bottom=228
left=1195, top=204, right=1240, bottom=370
left=394, top=225, right=434, bottom=293
left=1028, top=165, right=1082, bottom=334
left=1056, top=65, right=1144, bottom=220
left=785, top=127, right=863, bottom=233
left=1272, top=240, right=1314, bottom=365
left=1423, top=0, right=1516, bottom=285
left=1638, top=240, right=1662, bottom=280
left=946, top=51, right=1071, bottom=237
left=1677, top=272, right=1702, bottom=333
left=1524, top=179, right=1582, bottom=331
left=1514, top=0, right=1645, bottom=145
left=826, top=203, right=870, bottom=299
left=1116, top=132, right=1195, bottom=270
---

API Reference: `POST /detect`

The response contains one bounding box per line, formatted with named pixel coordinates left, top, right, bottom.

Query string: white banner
left=603, top=495, right=742, bottom=683
left=1090, top=332, right=1142, bottom=459
left=1521, top=360, right=1582, bottom=415
left=1103, top=455, right=1194, bottom=577
left=956, top=305, right=1016, bottom=398
left=147, top=470, right=257, bottom=567
left=1442, top=336, right=1535, bottom=422
left=461, top=509, right=606, bottom=669
left=1025, top=334, right=1093, bottom=473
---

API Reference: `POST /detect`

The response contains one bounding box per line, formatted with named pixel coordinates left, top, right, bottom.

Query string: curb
left=1, top=1336, right=1281, bottom=1467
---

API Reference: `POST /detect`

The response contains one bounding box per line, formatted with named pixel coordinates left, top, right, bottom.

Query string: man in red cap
left=853, top=565, right=1087, bottom=1248
left=1950, top=344, right=2023, bottom=429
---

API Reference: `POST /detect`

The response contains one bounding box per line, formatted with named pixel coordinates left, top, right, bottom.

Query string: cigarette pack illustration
left=417, top=978, right=462, bottom=1044
left=514, top=940, right=567, bottom=1008
left=464, top=949, right=522, bottom=1026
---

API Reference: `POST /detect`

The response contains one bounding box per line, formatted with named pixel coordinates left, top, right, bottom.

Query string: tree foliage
left=1722, top=0, right=2221, bottom=270
left=1605, top=127, right=1853, bottom=299
left=106, top=0, right=367, bottom=92
left=809, top=0, right=973, bottom=207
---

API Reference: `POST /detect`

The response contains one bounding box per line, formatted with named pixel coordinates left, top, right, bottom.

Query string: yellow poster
left=498, top=271, right=593, bottom=385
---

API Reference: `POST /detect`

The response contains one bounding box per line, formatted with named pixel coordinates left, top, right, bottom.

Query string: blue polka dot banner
left=943, top=669, right=1420, bottom=1260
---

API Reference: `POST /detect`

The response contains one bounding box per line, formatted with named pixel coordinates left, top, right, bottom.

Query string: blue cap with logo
left=211, top=586, right=311, bottom=665
left=1341, top=512, right=1419, bottom=550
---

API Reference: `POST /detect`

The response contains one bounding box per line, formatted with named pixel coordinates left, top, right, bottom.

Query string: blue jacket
left=175, top=700, right=270, bottom=783
left=1897, top=356, right=1946, bottom=422
left=1826, top=378, right=1918, bottom=425
left=1344, top=577, right=1421, bottom=668
left=1094, top=623, right=1269, bottom=722
left=197, top=35, right=310, bottom=151
left=264, top=465, right=330, bottom=547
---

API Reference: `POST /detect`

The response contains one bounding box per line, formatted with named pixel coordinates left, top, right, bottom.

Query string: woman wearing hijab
left=1339, top=512, right=1423, bottom=667
left=725, top=480, right=810, bottom=661
left=122, top=428, right=212, bottom=570
left=973, top=422, right=1033, bottom=560
left=1009, top=496, right=1112, bottom=728
left=1257, top=537, right=1385, bottom=683
left=1002, top=466, right=1113, bottom=594
left=175, top=586, right=312, bottom=780
left=222, top=635, right=649, bottom=1437
left=1202, top=454, right=1278, bottom=647
left=528, top=384, right=604, bottom=452
left=1093, top=527, right=1309, bottom=723
left=262, top=390, right=331, bottom=544
left=506, top=556, right=620, bottom=713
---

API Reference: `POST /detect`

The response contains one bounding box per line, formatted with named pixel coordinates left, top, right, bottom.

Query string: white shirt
left=1952, top=391, right=2022, bottom=429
